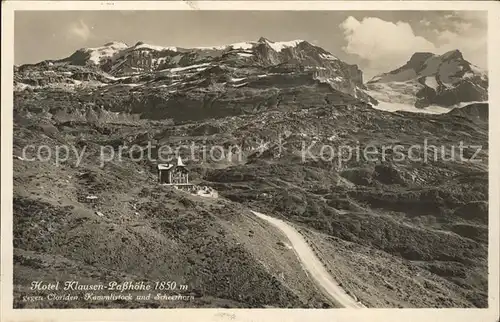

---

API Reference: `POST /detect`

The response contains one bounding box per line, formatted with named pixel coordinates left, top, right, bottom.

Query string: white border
left=1, top=2, right=499, bottom=322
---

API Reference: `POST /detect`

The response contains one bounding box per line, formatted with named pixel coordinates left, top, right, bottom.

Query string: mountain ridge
left=14, top=37, right=378, bottom=121
left=366, top=49, right=488, bottom=109
left=15, top=39, right=487, bottom=114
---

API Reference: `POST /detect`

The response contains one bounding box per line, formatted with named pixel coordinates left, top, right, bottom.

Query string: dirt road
left=251, top=210, right=366, bottom=308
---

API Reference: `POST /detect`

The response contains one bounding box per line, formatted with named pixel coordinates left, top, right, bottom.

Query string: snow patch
left=196, top=42, right=256, bottom=50
left=453, top=100, right=488, bottom=108
left=440, top=81, right=454, bottom=89
left=320, top=53, right=338, bottom=61
left=424, top=76, right=439, bottom=90
left=327, top=135, right=336, bottom=142
left=14, top=83, right=33, bottom=91
left=371, top=102, right=450, bottom=114
left=370, top=99, right=484, bottom=115
left=104, top=74, right=130, bottom=81
left=237, top=53, right=254, bottom=57
left=257, top=73, right=280, bottom=78
left=134, top=43, right=177, bottom=52
left=463, top=72, right=474, bottom=79
left=167, top=63, right=211, bottom=73
left=366, top=81, right=422, bottom=105
left=265, top=39, right=304, bottom=52
left=84, top=42, right=129, bottom=64
left=228, top=42, right=255, bottom=50
left=153, top=57, right=168, bottom=66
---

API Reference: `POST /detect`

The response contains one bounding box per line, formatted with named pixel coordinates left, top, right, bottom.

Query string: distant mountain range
left=366, top=50, right=488, bottom=110
left=14, top=38, right=488, bottom=117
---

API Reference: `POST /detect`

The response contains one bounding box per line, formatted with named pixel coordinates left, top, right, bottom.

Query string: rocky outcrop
left=447, top=102, right=488, bottom=123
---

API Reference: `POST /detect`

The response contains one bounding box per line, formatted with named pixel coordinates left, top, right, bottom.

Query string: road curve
left=251, top=210, right=365, bottom=308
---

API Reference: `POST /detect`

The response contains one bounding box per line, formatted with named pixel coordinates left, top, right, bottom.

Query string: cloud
left=339, top=16, right=435, bottom=77
left=340, top=13, right=487, bottom=79
left=66, top=20, right=92, bottom=41
left=420, top=19, right=432, bottom=27
left=448, top=11, right=486, bottom=25
left=432, top=11, right=487, bottom=68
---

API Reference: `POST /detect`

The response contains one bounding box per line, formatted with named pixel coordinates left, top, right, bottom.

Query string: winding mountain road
left=251, top=210, right=366, bottom=308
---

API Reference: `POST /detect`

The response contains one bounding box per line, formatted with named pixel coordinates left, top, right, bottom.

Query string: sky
left=14, top=10, right=487, bottom=80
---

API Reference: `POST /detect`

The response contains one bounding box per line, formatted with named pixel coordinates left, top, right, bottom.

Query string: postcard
left=1, top=1, right=499, bottom=322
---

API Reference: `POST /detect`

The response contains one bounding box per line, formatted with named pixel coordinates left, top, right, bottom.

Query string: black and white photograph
left=1, top=2, right=499, bottom=319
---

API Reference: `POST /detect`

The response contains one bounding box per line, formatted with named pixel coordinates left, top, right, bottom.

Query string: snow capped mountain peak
left=81, top=42, right=130, bottom=64
left=70, top=38, right=313, bottom=66
left=66, top=41, right=179, bottom=66
left=366, top=49, right=488, bottom=110
left=368, top=49, right=480, bottom=84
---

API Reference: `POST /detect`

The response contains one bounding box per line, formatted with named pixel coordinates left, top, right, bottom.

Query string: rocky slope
left=366, top=50, right=488, bottom=109
left=12, top=39, right=489, bottom=308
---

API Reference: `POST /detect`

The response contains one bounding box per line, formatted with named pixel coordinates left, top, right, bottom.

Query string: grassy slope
left=12, top=120, right=329, bottom=308
left=200, top=105, right=489, bottom=308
